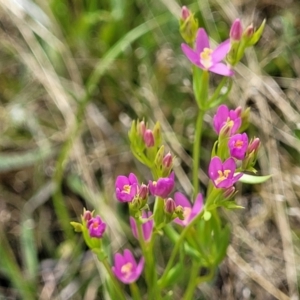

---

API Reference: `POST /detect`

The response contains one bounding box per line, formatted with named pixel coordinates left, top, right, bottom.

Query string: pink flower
left=115, top=173, right=139, bottom=202
left=213, top=104, right=241, bottom=136
left=228, top=133, right=248, bottom=160
left=112, top=249, right=144, bottom=284
left=208, top=156, right=243, bottom=188
left=87, top=216, right=106, bottom=238
left=173, top=192, right=203, bottom=226
left=149, top=172, right=175, bottom=198
left=181, top=28, right=233, bottom=76
left=130, top=211, right=153, bottom=242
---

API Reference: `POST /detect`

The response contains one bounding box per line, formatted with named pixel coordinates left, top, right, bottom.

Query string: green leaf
left=238, top=173, right=272, bottom=184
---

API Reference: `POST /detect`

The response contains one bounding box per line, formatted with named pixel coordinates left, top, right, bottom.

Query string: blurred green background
left=0, top=0, right=300, bottom=299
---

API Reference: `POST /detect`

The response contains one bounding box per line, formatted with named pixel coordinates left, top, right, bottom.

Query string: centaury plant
left=71, top=6, right=267, bottom=299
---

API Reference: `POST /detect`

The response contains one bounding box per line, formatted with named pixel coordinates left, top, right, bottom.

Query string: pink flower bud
left=165, top=198, right=176, bottom=215
left=223, top=186, right=236, bottom=199
left=83, top=210, right=93, bottom=221
left=143, top=129, right=155, bottom=147
left=234, top=106, right=242, bottom=117
left=163, top=152, right=173, bottom=168
left=230, top=19, right=243, bottom=42
left=248, top=138, right=260, bottom=153
left=181, top=6, right=190, bottom=20
left=138, top=184, right=149, bottom=200
left=243, top=24, right=254, bottom=38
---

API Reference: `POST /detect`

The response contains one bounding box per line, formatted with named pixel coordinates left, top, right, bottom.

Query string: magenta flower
left=115, top=173, right=139, bottom=202
left=112, top=249, right=144, bottom=284
left=228, top=133, right=248, bottom=160
left=130, top=211, right=153, bottom=242
left=173, top=192, right=203, bottom=226
left=181, top=28, right=233, bottom=76
left=149, top=172, right=175, bottom=198
left=208, top=156, right=243, bottom=188
left=213, top=104, right=241, bottom=136
left=87, top=215, right=106, bottom=238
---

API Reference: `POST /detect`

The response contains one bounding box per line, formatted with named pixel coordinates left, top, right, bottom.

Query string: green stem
left=101, top=257, right=127, bottom=300
left=52, top=15, right=169, bottom=241
left=137, top=222, right=160, bottom=299
left=192, top=109, right=205, bottom=198
left=183, top=261, right=201, bottom=300
left=130, top=282, right=142, bottom=300
left=159, top=210, right=204, bottom=287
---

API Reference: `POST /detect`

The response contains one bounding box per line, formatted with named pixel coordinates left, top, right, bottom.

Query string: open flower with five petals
left=213, top=104, right=241, bottom=136
left=209, top=156, right=243, bottom=188
left=181, top=28, right=233, bottom=76
left=112, top=249, right=144, bottom=284
left=115, top=173, right=139, bottom=202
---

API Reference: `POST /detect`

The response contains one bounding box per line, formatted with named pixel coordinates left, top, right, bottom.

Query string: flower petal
left=196, top=28, right=210, bottom=53
left=212, top=39, right=231, bottom=63
left=174, top=192, right=191, bottom=208
left=181, top=44, right=199, bottom=65
left=129, top=217, right=138, bottom=239
left=114, top=253, right=125, bottom=272
left=209, top=63, right=234, bottom=77
left=123, top=249, right=137, bottom=269
left=191, top=193, right=203, bottom=216
left=223, top=157, right=236, bottom=176
left=115, top=176, right=129, bottom=189
left=208, top=156, right=223, bottom=180
left=128, top=173, right=138, bottom=185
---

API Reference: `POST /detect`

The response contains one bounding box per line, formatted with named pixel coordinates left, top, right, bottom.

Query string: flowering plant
left=70, top=8, right=267, bottom=299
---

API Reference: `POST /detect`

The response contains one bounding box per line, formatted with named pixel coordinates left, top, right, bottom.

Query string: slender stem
left=183, top=261, right=201, bottom=300
left=101, top=257, right=127, bottom=300
left=137, top=223, right=160, bottom=300
left=192, top=109, right=205, bottom=198
left=159, top=210, right=204, bottom=287
left=130, top=282, right=142, bottom=300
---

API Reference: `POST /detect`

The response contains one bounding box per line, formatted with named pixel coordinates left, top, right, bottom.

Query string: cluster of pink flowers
left=208, top=104, right=260, bottom=189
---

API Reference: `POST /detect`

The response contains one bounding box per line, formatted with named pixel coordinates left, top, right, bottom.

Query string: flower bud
left=143, top=129, right=155, bottom=147
left=181, top=6, right=190, bottom=20
left=164, top=198, right=176, bottom=215
left=82, top=209, right=93, bottom=221
left=153, top=121, right=161, bottom=146
left=179, top=6, right=198, bottom=45
left=175, top=205, right=184, bottom=220
left=223, top=186, right=236, bottom=199
left=230, top=19, right=243, bottom=42
left=248, top=137, right=260, bottom=153
left=138, top=184, right=149, bottom=200
left=139, top=120, right=146, bottom=136
left=234, top=106, right=242, bottom=117
left=163, top=152, right=173, bottom=168
left=243, top=24, right=254, bottom=39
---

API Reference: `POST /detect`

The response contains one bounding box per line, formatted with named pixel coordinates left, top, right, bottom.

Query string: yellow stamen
left=215, top=169, right=231, bottom=185
left=123, top=185, right=131, bottom=194
left=121, top=262, right=133, bottom=278
left=234, top=140, right=243, bottom=148
left=200, top=48, right=213, bottom=69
